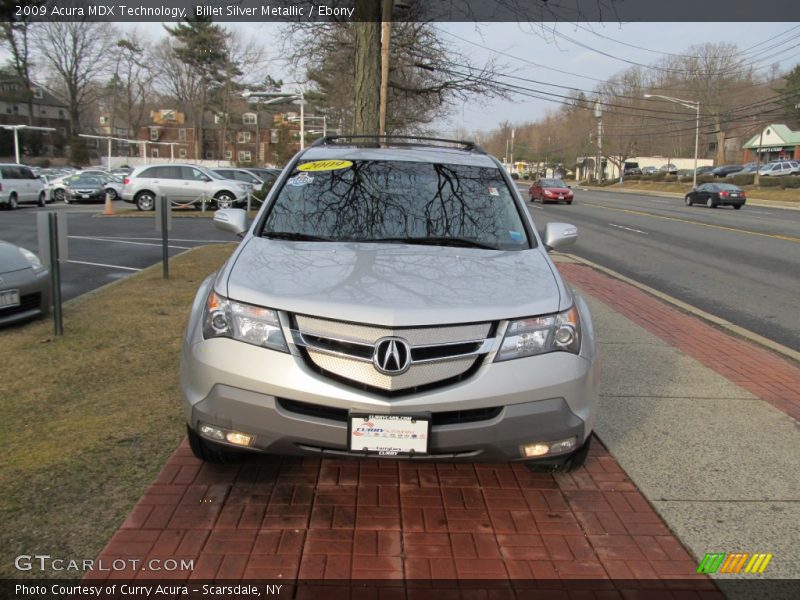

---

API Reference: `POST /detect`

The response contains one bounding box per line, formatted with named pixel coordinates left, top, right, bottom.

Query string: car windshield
left=540, top=179, right=566, bottom=187
left=70, top=176, right=103, bottom=186
left=260, top=160, right=531, bottom=250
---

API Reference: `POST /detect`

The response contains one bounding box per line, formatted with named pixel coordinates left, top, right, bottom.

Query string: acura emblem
left=373, top=336, right=412, bottom=375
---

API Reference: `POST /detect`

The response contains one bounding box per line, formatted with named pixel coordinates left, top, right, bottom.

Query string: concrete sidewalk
left=91, top=256, right=799, bottom=598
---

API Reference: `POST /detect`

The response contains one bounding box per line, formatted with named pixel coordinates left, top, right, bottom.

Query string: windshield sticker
left=509, top=231, right=524, bottom=241
left=297, top=160, right=353, bottom=172
left=287, top=173, right=315, bottom=187
left=488, top=186, right=499, bottom=196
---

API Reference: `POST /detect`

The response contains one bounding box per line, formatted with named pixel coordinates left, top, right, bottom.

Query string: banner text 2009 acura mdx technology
left=180, top=137, right=598, bottom=471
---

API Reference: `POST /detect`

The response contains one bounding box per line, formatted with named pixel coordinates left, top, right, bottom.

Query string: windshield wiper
left=358, top=236, right=499, bottom=250
left=262, top=231, right=333, bottom=242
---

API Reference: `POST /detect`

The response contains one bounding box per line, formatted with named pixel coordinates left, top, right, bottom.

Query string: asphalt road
left=0, top=202, right=240, bottom=302
left=519, top=184, right=800, bottom=351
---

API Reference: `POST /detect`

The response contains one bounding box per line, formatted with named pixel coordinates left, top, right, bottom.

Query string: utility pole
left=510, top=128, right=515, bottom=172
left=754, top=125, right=765, bottom=186
left=594, top=100, right=603, bottom=182
left=379, top=0, right=393, bottom=137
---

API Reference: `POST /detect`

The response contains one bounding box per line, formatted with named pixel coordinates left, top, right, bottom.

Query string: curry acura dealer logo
left=373, top=336, right=412, bottom=375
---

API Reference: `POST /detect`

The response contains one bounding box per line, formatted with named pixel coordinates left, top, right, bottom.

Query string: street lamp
left=243, top=89, right=306, bottom=150
left=644, top=94, right=701, bottom=188
left=0, top=124, right=56, bottom=163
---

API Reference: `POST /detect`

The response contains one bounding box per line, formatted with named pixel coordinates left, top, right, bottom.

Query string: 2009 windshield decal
left=298, top=160, right=354, bottom=172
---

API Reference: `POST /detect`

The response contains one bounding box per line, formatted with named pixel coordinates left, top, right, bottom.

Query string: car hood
left=224, top=238, right=563, bottom=326
left=0, top=241, right=33, bottom=274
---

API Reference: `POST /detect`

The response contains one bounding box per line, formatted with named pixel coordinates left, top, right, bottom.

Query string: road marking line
left=65, top=260, right=141, bottom=272
left=68, top=235, right=191, bottom=249
left=582, top=203, right=800, bottom=243
left=609, top=223, right=648, bottom=235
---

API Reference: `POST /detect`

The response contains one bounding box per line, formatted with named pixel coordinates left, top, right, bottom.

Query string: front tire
left=187, top=425, right=241, bottom=464
left=135, top=191, right=155, bottom=211
left=685, top=195, right=693, bottom=206
left=37, top=191, right=46, bottom=207
left=214, top=192, right=235, bottom=210
left=54, top=188, right=65, bottom=202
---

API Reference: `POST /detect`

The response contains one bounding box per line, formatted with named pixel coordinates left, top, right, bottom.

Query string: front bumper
left=181, top=304, right=598, bottom=463
left=0, top=268, right=50, bottom=327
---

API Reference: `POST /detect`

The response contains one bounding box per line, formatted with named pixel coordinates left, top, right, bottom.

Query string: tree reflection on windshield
left=262, top=160, right=530, bottom=250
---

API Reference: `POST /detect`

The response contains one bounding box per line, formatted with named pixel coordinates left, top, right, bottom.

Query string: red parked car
left=529, top=178, right=574, bottom=204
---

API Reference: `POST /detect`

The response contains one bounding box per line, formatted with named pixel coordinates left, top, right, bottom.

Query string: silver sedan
left=0, top=241, right=50, bottom=326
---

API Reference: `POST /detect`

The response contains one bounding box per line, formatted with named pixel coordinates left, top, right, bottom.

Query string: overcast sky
left=58, top=20, right=800, bottom=135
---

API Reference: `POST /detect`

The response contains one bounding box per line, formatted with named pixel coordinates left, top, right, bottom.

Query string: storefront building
left=742, top=124, right=800, bottom=163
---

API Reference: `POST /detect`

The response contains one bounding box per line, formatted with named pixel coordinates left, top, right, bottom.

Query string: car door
left=530, top=180, right=541, bottom=199
left=694, top=183, right=711, bottom=202
left=181, top=166, right=214, bottom=203
left=19, top=166, right=41, bottom=202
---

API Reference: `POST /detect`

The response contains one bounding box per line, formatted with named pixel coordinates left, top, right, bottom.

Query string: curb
left=558, top=252, right=800, bottom=365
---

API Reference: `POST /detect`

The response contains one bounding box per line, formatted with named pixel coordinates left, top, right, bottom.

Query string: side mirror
left=544, top=222, right=578, bottom=251
left=214, top=208, right=248, bottom=237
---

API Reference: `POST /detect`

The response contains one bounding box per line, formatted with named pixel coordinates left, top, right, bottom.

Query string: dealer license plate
left=0, top=289, right=20, bottom=309
left=349, top=414, right=430, bottom=456
left=81, top=194, right=90, bottom=199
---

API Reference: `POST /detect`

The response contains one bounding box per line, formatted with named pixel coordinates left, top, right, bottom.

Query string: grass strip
left=0, top=244, right=236, bottom=578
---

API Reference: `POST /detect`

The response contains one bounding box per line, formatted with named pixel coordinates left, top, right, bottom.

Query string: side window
left=160, top=166, right=182, bottom=179
left=182, top=167, right=208, bottom=181
left=215, top=170, right=232, bottom=179
left=0, top=166, right=14, bottom=179
left=139, top=167, right=158, bottom=179
left=20, top=167, right=36, bottom=179
left=236, top=172, right=257, bottom=183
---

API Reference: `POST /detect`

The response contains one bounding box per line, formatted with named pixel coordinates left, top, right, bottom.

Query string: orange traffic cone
left=103, top=192, right=114, bottom=216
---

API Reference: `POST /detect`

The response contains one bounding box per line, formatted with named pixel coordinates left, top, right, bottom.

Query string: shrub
left=729, top=173, right=755, bottom=186
left=782, top=176, right=800, bottom=188
left=756, top=177, right=783, bottom=187
left=663, top=174, right=678, bottom=182
left=696, top=174, right=715, bottom=184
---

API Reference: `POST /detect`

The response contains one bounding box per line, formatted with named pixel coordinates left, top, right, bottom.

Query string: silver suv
left=181, top=137, right=598, bottom=471
left=122, top=163, right=249, bottom=211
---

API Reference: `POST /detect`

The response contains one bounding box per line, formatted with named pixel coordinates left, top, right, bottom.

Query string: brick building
left=0, top=74, right=71, bottom=157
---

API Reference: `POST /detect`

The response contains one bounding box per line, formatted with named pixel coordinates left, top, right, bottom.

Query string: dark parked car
left=685, top=183, right=746, bottom=209
left=725, top=163, right=758, bottom=179
left=64, top=175, right=107, bottom=203
left=695, top=165, right=716, bottom=175
left=529, top=178, right=574, bottom=204
left=711, top=165, right=743, bottom=178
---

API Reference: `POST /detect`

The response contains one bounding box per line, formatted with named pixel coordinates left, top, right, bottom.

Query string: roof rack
left=310, top=135, right=487, bottom=154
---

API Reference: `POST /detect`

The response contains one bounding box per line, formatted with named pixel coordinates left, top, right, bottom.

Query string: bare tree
left=0, top=1, right=37, bottom=125
left=33, top=21, right=117, bottom=161
left=108, top=30, right=156, bottom=140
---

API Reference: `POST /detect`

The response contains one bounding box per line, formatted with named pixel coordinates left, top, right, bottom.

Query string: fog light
left=199, top=423, right=225, bottom=441
left=521, top=443, right=550, bottom=457
left=226, top=431, right=255, bottom=447
left=549, top=437, right=577, bottom=454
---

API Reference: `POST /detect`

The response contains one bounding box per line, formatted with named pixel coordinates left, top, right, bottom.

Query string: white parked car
left=0, top=164, right=47, bottom=209
left=122, top=164, right=250, bottom=211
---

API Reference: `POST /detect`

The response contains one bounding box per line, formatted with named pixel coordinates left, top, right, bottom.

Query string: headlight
left=202, top=290, right=288, bottom=352
left=18, top=247, right=46, bottom=273
left=236, top=183, right=249, bottom=190
left=495, top=305, right=581, bottom=362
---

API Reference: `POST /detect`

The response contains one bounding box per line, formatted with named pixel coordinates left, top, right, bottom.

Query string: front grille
left=291, top=314, right=496, bottom=395
left=277, top=398, right=502, bottom=427
left=0, top=292, right=41, bottom=317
